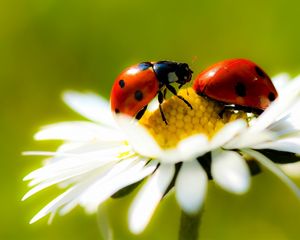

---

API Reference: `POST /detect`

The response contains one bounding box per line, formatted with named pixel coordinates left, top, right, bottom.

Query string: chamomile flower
left=23, top=73, right=300, bottom=234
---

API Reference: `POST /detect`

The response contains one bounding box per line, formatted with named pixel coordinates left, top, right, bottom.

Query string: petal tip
left=129, top=220, right=144, bottom=235
left=21, top=194, right=28, bottom=201
left=29, top=215, right=40, bottom=224
left=229, top=180, right=250, bottom=195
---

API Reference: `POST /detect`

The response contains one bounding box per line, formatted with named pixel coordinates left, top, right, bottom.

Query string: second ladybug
left=193, top=59, right=278, bottom=114
left=111, top=61, right=193, bottom=124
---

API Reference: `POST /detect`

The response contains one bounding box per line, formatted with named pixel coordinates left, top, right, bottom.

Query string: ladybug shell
left=110, top=64, right=159, bottom=117
left=193, top=59, right=278, bottom=110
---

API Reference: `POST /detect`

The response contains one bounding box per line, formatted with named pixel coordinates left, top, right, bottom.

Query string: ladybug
left=111, top=61, right=193, bottom=124
left=193, top=59, right=278, bottom=114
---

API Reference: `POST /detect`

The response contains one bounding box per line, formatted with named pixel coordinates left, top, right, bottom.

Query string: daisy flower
left=23, top=73, right=300, bottom=235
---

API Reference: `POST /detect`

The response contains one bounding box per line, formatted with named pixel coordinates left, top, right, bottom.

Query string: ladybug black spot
left=115, top=108, right=120, bottom=113
left=255, top=66, right=265, bottom=78
left=268, top=92, right=276, bottom=101
left=138, top=62, right=152, bottom=71
left=119, top=79, right=125, bottom=88
left=134, top=90, right=143, bottom=101
left=235, top=82, right=246, bottom=97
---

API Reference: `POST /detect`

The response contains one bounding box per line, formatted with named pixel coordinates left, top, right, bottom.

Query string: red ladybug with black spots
left=111, top=61, right=193, bottom=124
left=193, top=59, right=278, bottom=114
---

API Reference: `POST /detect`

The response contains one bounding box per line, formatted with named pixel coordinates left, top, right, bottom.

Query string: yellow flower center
left=139, top=88, right=247, bottom=149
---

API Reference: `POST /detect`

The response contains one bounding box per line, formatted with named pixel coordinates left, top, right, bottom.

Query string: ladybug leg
left=166, top=84, right=193, bottom=109
left=177, top=95, right=193, bottom=109
left=219, top=105, right=263, bottom=117
left=163, top=88, right=167, bottom=99
left=158, top=91, right=168, bottom=125
left=218, top=105, right=240, bottom=118
left=218, top=107, right=226, bottom=118
left=135, top=105, right=148, bottom=120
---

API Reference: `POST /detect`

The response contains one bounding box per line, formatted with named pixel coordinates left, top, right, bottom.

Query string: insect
left=193, top=58, right=278, bottom=114
left=111, top=61, right=193, bottom=124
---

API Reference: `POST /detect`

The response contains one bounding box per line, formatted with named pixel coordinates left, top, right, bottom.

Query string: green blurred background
left=1, top=0, right=300, bottom=239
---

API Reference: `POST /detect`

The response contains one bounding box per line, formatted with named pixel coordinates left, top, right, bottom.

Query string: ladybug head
left=153, top=61, right=193, bottom=87
left=175, top=63, right=193, bottom=85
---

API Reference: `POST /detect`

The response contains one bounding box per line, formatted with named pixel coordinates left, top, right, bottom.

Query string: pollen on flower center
left=139, top=88, right=247, bottom=149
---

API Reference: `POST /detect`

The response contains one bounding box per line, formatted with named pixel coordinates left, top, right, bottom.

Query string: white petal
left=57, top=141, right=122, bottom=155
left=47, top=211, right=56, bottom=224
left=22, top=151, right=74, bottom=157
left=285, top=100, right=300, bottom=129
left=156, top=148, right=184, bottom=164
left=24, top=145, right=131, bottom=182
left=211, top=149, right=250, bottom=194
left=253, top=138, right=300, bottom=154
left=177, top=134, right=209, bottom=161
left=115, top=115, right=162, bottom=157
left=60, top=159, right=135, bottom=215
left=23, top=141, right=127, bottom=159
left=175, top=161, right=207, bottom=214
left=59, top=200, right=78, bottom=216
left=242, top=149, right=300, bottom=199
left=158, top=135, right=209, bottom=164
left=57, top=142, right=86, bottom=152
left=280, top=162, right=300, bottom=178
left=28, top=158, right=153, bottom=223
left=267, top=99, right=300, bottom=136
left=249, top=76, right=300, bottom=133
left=79, top=158, right=141, bottom=206
left=30, top=185, right=82, bottom=224
left=35, top=122, right=124, bottom=142
left=63, top=91, right=116, bottom=127
left=272, top=73, right=290, bottom=91
left=147, top=96, right=159, bottom=112
left=210, top=120, right=247, bottom=148
left=267, top=116, right=298, bottom=136
left=22, top=160, right=115, bottom=200
left=30, top=170, right=105, bottom=223
left=80, top=159, right=157, bottom=213
left=225, top=130, right=275, bottom=149
left=129, top=164, right=175, bottom=234
left=39, top=142, right=88, bottom=165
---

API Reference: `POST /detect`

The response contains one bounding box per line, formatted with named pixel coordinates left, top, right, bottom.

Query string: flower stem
left=178, top=209, right=202, bottom=240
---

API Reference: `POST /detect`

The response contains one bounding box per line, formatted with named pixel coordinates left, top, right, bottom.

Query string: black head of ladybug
left=175, top=63, right=193, bottom=84
left=153, top=61, right=193, bottom=87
